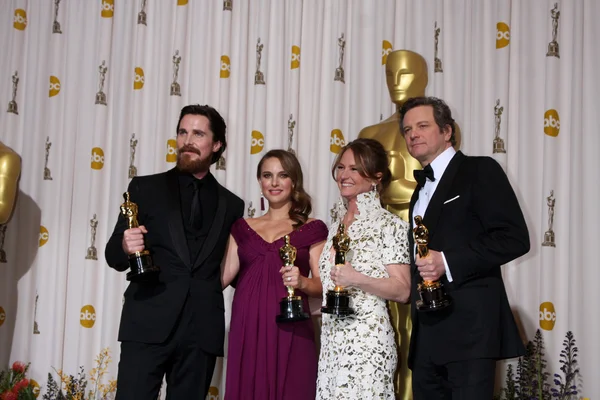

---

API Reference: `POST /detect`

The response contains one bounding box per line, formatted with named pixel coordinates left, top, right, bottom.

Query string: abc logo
left=382, top=40, right=393, bottom=65
left=134, top=67, right=145, bottom=90
left=166, top=139, right=177, bottom=162
left=0, top=306, right=6, bottom=327
left=39, top=226, right=49, bottom=247
left=178, top=0, right=189, bottom=5
left=14, top=9, right=27, bottom=30
left=496, top=22, right=510, bottom=49
left=291, top=45, right=301, bottom=69
left=250, top=131, right=264, bottom=155
left=330, top=129, right=346, bottom=154
left=49, top=76, right=61, bottom=97
left=544, top=109, right=560, bottom=137
left=220, top=55, right=231, bottom=78
left=30, top=379, right=40, bottom=398
left=80, top=305, right=97, bottom=328
left=101, top=0, right=114, bottom=18
left=207, top=386, right=219, bottom=400
left=91, top=147, right=105, bottom=170
left=539, top=301, right=556, bottom=331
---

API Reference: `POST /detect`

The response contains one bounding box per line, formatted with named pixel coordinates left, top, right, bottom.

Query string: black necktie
left=189, top=180, right=203, bottom=230
left=413, top=164, right=435, bottom=187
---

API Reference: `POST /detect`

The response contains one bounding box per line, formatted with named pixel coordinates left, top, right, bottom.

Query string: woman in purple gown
left=222, top=150, right=327, bottom=400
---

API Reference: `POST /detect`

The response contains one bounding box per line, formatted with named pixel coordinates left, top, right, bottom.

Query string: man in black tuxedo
left=399, top=97, right=529, bottom=399
left=105, top=104, right=244, bottom=399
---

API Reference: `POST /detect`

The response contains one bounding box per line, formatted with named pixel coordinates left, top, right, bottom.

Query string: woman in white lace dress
left=316, top=138, right=411, bottom=399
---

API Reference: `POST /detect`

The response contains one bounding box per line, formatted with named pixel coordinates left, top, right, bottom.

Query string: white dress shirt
left=413, top=146, right=456, bottom=282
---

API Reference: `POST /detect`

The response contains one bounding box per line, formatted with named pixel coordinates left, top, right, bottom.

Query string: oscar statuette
left=321, top=223, right=354, bottom=317
left=414, top=215, right=451, bottom=311
left=120, top=192, right=160, bottom=282
left=276, top=235, right=310, bottom=323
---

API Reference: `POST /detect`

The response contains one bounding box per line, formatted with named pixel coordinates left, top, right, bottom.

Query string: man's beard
left=176, top=146, right=210, bottom=174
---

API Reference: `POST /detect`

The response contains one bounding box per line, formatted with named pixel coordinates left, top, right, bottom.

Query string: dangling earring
left=372, top=183, right=379, bottom=198
left=260, top=192, right=265, bottom=211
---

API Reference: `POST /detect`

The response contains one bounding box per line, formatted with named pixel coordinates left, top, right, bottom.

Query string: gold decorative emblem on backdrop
left=291, top=45, right=300, bottom=69
left=0, top=225, right=7, bottom=263
left=7, top=71, right=19, bottom=115
left=330, top=129, right=345, bottom=154
left=287, top=114, right=296, bottom=155
left=101, top=0, right=114, bottom=18
left=496, top=22, right=510, bottom=49
left=334, top=33, right=346, bottom=83
left=95, top=61, right=108, bottom=105
left=434, top=22, right=443, bottom=73
left=91, top=147, right=105, bottom=170
left=86, top=214, right=99, bottom=260
left=493, top=99, right=506, bottom=154
left=171, top=50, right=181, bottom=96
left=129, top=134, right=138, bottom=178
left=33, top=292, right=40, bottom=334
left=49, top=75, right=61, bottom=97
left=547, top=3, right=560, bottom=58
left=44, top=137, right=53, bottom=180
left=544, top=109, right=560, bottom=137
left=53, top=0, right=62, bottom=34
left=80, top=304, right=96, bottom=328
left=13, top=9, right=27, bottom=30
left=220, top=55, right=231, bottom=78
left=138, top=0, right=147, bottom=25
left=382, top=40, right=392, bottom=65
left=134, top=67, right=145, bottom=90
left=166, top=139, right=177, bottom=162
left=542, top=190, right=556, bottom=247
left=247, top=202, right=256, bottom=218
left=255, top=38, right=266, bottom=85
left=224, top=0, right=232, bottom=11
left=39, top=226, right=49, bottom=247
left=250, top=130, right=265, bottom=154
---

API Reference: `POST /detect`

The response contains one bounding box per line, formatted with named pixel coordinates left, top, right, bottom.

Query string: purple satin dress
left=225, top=218, right=328, bottom=400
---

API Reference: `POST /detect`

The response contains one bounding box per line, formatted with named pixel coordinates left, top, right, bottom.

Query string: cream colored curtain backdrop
left=0, top=0, right=598, bottom=398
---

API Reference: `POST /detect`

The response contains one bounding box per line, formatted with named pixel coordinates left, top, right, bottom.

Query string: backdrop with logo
left=0, top=0, right=598, bottom=398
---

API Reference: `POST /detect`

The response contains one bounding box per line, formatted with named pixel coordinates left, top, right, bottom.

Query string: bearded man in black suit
left=400, top=97, right=529, bottom=399
left=105, top=104, right=244, bottom=399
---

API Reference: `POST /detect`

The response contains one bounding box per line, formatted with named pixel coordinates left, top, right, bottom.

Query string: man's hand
left=416, top=250, right=446, bottom=282
left=122, top=226, right=147, bottom=254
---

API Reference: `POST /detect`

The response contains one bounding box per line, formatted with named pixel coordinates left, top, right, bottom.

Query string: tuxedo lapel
left=422, top=151, right=466, bottom=242
left=192, top=183, right=226, bottom=269
left=165, top=168, right=191, bottom=265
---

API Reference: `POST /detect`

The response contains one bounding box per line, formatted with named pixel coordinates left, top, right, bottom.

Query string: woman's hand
left=280, top=265, right=303, bottom=289
left=330, top=261, right=358, bottom=288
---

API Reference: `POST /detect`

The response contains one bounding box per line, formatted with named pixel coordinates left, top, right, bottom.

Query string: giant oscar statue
left=0, top=142, right=21, bottom=224
left=358, top=50, right=460, bottom=400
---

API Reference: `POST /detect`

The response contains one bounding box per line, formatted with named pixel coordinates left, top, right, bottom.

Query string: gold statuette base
left=321, top=287, right=354, bottom=317
left=416, top=280, right=452, bottom=312
left=276, top=294, right=309, bottom=323
left=126, top=250, right=159, bottom=282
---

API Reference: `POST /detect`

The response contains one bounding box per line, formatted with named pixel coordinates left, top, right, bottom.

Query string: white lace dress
left=316, top=190, right=410, bottom=400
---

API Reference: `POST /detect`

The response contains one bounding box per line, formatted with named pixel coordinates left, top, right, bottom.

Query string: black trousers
left=411, top=334, right=496, bottom=399
left=115, top=297, right=217, bottom=400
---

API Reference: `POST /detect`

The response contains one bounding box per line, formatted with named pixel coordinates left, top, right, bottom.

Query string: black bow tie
left=413, top=164, right=435, bottom=187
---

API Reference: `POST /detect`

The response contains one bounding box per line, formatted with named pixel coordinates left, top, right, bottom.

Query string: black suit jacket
left=407, top=151, right=529, bottom=367
left=105, top=168, right=244, bottom=356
